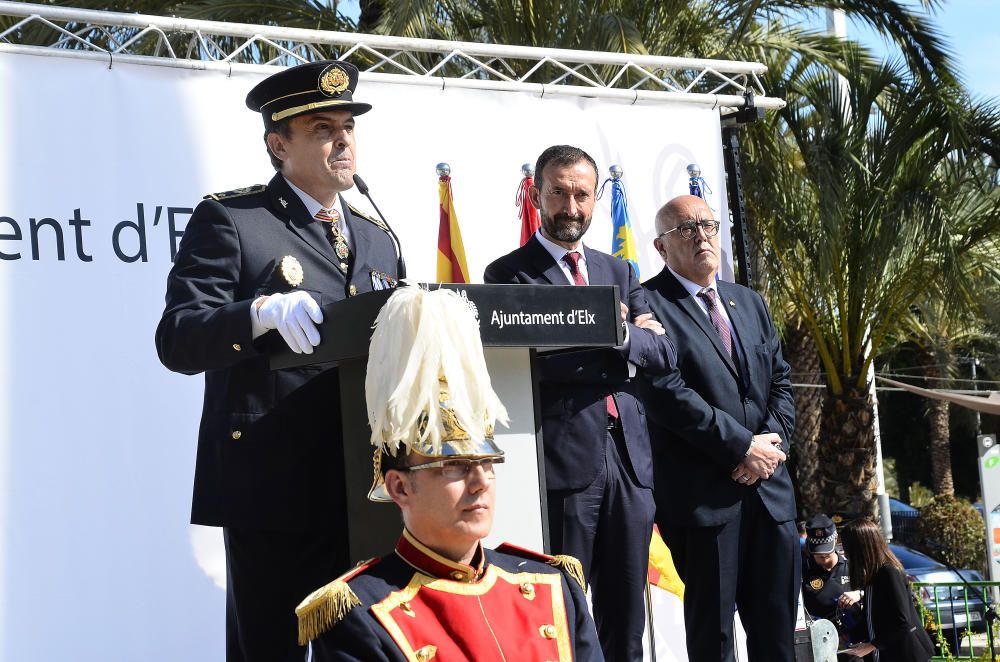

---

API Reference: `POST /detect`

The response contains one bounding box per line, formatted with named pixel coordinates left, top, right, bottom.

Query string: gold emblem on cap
left=809, top=578, right=824, bottom=591
left=319, top=65, right=350, bottom=96
left=280, top=255, right=304, bottom=287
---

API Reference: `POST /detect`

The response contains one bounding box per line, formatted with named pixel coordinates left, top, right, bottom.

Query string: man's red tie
left=562, top=251, right=619, bottom=419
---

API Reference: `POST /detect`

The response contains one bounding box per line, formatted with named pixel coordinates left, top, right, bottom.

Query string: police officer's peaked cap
left=805, top=514, right=838, bottom=554
left=246, top=60, right=371, bottom=124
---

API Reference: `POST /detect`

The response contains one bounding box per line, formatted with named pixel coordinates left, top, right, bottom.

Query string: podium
left=271, top=283, right=622, bottom=562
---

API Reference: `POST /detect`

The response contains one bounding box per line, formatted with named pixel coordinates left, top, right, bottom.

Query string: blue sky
left=338, top=0, right=996, bottom=100
left=845, top=0, right=999, bottom=99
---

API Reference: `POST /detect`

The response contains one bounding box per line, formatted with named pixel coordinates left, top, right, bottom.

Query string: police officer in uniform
left=802, top=514, right=864, bottom=654
left=296, top=287, right=604, bottom=662
left=155, top=60, right=402, bottom=662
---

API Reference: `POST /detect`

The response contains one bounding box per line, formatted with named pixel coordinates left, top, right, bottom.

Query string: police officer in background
left=802, top=514, right=864, bottom=653
left=155, top=60, right=402, bottom=661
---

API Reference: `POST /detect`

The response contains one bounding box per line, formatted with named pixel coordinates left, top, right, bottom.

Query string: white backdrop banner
left=0, top=50, right=730, bottom=660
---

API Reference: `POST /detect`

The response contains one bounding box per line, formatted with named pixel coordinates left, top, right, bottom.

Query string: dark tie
left=697, top=287, right=734, bottom=358
left=562, top=251, right=619, bottom=419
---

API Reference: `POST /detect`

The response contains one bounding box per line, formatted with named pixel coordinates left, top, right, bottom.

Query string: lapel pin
left=278, top=196, right=289, bottom=209
left=728, top=299, right=735, bottom=307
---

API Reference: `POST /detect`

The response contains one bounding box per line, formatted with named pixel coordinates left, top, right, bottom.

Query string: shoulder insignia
left=347, top=203, right=389, bottom=233
left=204, top=184, right=267, bottom=201
left=495, top=543, right=586, bottom=591
left=295, top=557, right=379, bottom=644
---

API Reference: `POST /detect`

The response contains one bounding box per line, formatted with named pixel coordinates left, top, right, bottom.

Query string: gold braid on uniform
left=547, top=554, right=586, bottom=591
left=295, top=579, right=362, bottom=644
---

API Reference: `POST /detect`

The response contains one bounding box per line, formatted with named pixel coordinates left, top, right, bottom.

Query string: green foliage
left=910, top=481, right=935, bottom=508
left=916, top=495, right=986, bottom=574
left=883, top=456, right=899, bottom=498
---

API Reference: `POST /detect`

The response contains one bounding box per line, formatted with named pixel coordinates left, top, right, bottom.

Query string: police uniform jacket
left=155, top=173, right=400, bottom=531
left=300, top=530, right=604, bottom=661
left=803, top=553, right=853, bottom=621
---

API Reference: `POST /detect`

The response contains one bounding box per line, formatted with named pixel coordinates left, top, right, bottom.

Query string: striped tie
left=697, top=288, right=734, bottom=359
left=315, top=208, right=350, bottom=263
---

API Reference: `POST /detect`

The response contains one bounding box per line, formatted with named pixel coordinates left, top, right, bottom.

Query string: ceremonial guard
left=295, top=286, right=604, bottom=661
left=155, top=60, right=402, bottom=661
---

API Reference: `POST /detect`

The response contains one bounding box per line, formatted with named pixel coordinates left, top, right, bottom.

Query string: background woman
left=840, top=518, right=933, bottom=661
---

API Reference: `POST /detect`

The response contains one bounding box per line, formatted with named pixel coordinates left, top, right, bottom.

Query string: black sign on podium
left=270, top=283, right=623, bottom=562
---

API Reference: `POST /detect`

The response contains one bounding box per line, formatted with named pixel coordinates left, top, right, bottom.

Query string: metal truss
left=0, top=0, right=784, bottom=110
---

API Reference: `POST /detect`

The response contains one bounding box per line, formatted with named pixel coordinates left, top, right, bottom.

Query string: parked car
left=890, top=543, right=989, bottom=649
left=888, top=498, right=920, bottom=544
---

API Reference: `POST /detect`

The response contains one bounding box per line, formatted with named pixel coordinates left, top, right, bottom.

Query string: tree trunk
left=922, top=362, right=955, bottom=496
left=816, top=385, right=878, bottom=517
left=783, top=321, right=823, bottom=517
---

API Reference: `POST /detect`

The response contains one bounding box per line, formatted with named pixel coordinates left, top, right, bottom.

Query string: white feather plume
left=365, top=286, right=508, bottom=456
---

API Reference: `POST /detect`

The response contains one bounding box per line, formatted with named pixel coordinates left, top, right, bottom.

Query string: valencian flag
left=436, top=164, right=470, bottom=283
left=602, top=167, right=640, bottom=278
left=516, top=163, right=540, bottom=246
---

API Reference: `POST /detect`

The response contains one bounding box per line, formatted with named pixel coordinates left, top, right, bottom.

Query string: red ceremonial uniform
left=297, top=530, right=603, bottom=661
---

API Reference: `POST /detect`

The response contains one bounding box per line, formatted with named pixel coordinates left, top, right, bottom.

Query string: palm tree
left=743, top=48, right=1000, bottom=516
left=882, top=162, right=1000, bottom=496
left=784, top=316, right=825, bottom=515
left=889, top=301, right=997, bottom=496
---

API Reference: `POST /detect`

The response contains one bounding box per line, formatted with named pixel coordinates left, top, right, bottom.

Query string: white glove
left=255, top=291, right=324, bottom=354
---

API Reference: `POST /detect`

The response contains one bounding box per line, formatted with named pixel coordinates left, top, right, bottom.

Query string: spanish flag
left=648, top=525, right=684, bottom=599
left=437, top=174, right=470, bottom=283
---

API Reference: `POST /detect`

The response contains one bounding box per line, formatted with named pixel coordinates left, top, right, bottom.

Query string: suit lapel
left=662, top=270, right=740, bottom=381
left=718, top=281, right=751, bottom=385
left=267, top=174, right=341, bottom=270
left=582, top=245, right=610, bottom=285
left=525, top=235, right=567, bottom=285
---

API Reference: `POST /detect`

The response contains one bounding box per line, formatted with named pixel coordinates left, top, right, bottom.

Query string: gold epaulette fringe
left=547, top=554, right=586, bottom=591
left=295, top=580, right=362, bottom=645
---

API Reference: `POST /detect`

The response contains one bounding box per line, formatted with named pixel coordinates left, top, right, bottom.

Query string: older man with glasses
left=640, top=195, right=800, bottom=662
left=295, top=286, right=603, bottom=662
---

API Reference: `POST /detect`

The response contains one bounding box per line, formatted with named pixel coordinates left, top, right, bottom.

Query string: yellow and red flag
left=437, top=174, right=470, bottom=283
left=648, top=524, right=684, bottom=599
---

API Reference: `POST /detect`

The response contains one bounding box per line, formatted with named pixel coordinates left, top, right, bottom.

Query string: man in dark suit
left=641, top=194, right=799, bottom=661
left=484, top=145, right=675, bottom=660
left=155, top=60, right=402, bottom=662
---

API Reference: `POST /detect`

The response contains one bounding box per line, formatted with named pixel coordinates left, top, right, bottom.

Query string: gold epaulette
left=495, top=543, right=587, bottom=591
left=347, top=203, right=389, bottom=233
left=204, top=184, right=267, bottom=201
left=547, top=555, right=586, bottom=591
left=295, top=557, right=377, bottom=644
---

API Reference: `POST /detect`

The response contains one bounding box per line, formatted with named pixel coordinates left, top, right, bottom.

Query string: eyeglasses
left=658, top=220, right=720, bottom=240
left=403, top=457, right=504, bottom=480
